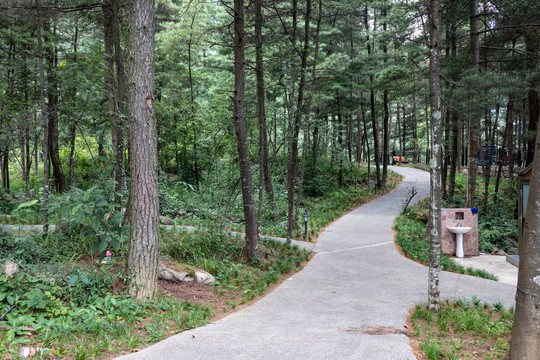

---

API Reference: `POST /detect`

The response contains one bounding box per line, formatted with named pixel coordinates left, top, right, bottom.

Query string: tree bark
left=112, top=0, right=126, bottom=193
left=509, top=118, right=540, bottom=360
left=412, top=94, right=419, bottom=164
left=448, top=109, right=460, bottom=199
left=397, top=104, right=402, bottom=164
left=68, top=26, right=79, bottom=189
left=187, top=12, right=200, bottom=192
left=525, top=34, right=539, bottom=167
left=356, top=103, right=363, bottom=163
left=441, top=111, right=450, bottom=197
left=233, top=0, right=259, bottom=262
left=495, top=95, right=513, bottom=195
left=365, top=6, right=381, bottom=187
left=466, top=0, right=480, bottom=208
left=126, top=0, right=160, bottom=300
left=482, top=105, right=498, bottom=213
left=255, top=0, right=279, bottom=221
left=295, top=0, right=320, bottom=232
left=382, top=7, right=389, bottom=186
left=286, top=0, right=311, bottom=243
left=37, top=0, right=50, bottom=235
left=44, top=14, right=65, bottom=194
left=428, top=0, right=442, bottom=313
left=507, top=94, right=515, bottom=177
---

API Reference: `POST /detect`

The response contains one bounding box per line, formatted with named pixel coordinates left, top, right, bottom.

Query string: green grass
left=1, top=223, right=311, bottom=359
left=411, top=299, right=513, bottom=360
left=161, top=227, right=311, bottom=304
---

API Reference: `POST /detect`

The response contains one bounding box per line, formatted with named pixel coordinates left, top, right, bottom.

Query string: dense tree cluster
left=1, top=0, right=538, bottom=201
left=0, top=0, right=539, bottom=350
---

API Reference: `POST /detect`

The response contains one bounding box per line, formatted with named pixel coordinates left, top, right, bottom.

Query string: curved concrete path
left=117, top=166, right=516, bottom=360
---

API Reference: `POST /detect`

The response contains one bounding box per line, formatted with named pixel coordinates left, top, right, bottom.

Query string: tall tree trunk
left=363, top=104, right=371, bottom=185
left=312, top=123, right=319, bottom=169
left=104, top=0, right=117, bottom=174
left=525, top=35, right=539, bottom=167
left=466, top=0, right=480, bottom=208
left=68, top=26, right=79, bottom=189
left=68, top=121, right=77, bottom=188
left=255, top=0, right=279, bottom=221
left=255, top=0, right=266, bottom=232
left=37, top=0, right=50, bottom=235
left=187, top=12, right=200, bottom=192
left=495, top=95, right=513, bottom=195
left=509, top=118, right=540, bottom=360
left=1, top=133, right=8, bottom=190
left=428, top=0, right=442, bottom=313
left=397, top=104, right=402, bottom=164
left=447, top=11, right=459, bottom=197
left=412, top=94, right=419, bottom=164
left=365, top=6, right=380, bottom=186
left=25, top=112, right=31, bottom=193
left=19, top=123, right=26, bottom=193
left=526, top=87, right=539, bottom=167
left=111, top=0, right=127, bottom=195
left=126, top=0, right=160, bottom=300
left=519, top=100, right=525, bottom=168
left=356, top=106, right=363, bottom=163
left=295, top=0, right=320, bottom=230
left=233, top=0, right=259, bottom=261
left=33, top=113, right=38, bottom=176
left=507, top=94, right=515, bottom=177
left=286, top=0, right=311, bottom=243
left=337, top=103, right=344, bottom=189
left=425, top=104, right=430, bottom=164
left=448, top=109, right=460, bottom=199
left=441, top=111, right=450, bottom=197
left=44, top=14, right=65, bottom=194
left=482, top=104, right=498, bottom=213
left=381, top=7, right=389, bottom=186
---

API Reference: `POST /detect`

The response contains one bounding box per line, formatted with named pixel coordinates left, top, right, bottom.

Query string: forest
left=0, top=0, right=539, bottom=358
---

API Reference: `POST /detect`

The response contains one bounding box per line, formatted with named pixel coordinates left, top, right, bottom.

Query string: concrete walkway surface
left=116, top=166, right=516, bottom=360
left=452, top=254, right=518, bottom=286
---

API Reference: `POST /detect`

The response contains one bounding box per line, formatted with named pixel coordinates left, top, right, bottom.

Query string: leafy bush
left=0, top=231, right=40, bottom=265
left=0, top=187, right=14, bottom=214
left=303, top=167, right=339, bottom=197
left=50, top=181, right=128, bottom=258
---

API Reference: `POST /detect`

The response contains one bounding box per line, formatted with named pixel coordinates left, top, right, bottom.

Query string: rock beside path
left=160, top=216, right=174, bottom=225
left=2, top=260, right=19, bottom=277
left=158, top=262, right=215, bottom=284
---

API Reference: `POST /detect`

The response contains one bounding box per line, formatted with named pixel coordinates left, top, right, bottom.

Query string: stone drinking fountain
left=442, top=208, right=478, bottom=257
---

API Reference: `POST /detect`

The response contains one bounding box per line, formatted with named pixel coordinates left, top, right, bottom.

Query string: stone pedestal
left=441, top=208, right=478, bottom=256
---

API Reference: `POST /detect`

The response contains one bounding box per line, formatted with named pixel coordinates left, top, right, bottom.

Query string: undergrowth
left=1, top=223, right=311, bottom=359
left=411, top=298, right=514, bottom=360
left=161, top=227, right=311, bottom=305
